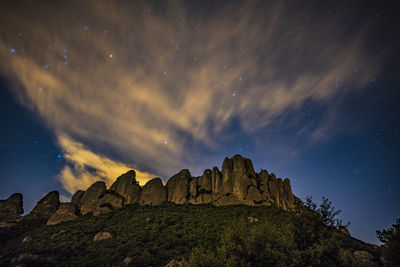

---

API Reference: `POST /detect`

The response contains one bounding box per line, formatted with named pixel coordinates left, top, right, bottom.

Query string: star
left=109, top=54, right=113, bottom=58
left=57, top=153, right=62, bottom=159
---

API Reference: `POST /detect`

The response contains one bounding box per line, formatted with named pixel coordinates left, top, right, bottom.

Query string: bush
left=377, top=217, right=400, bottom=266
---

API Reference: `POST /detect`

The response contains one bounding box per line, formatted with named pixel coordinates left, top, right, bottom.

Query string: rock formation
left=79, top=181, right=106, bottom=215
left=220, top=155, right=257, bottom=200
left=71, top=190, right=85, bottom=205
left=139, top=178, right=167, bottom=205
left=92, top=192, right=125, bottom=216
left=9, top=155, right=299, bottom=225
left=0, top=193, right=23, bottom=222
left=110, top=170, right=141, bottom=204
left=163, top=155, right=297, bottom=209
left=24, top=191, right=60, bottom=220
left=166, top=169, right=191, bottom=204
left=46, top=203, right=78, bottom=225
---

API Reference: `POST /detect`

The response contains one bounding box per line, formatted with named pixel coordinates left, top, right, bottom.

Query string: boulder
left=110, top=170, right=141, bottom=204
left=93, top=232, right=112, bottom=241
left=166, top=169, right=191, bottom=204
left=220, top=155, right=257, bottom=200
left=46, top=203, right=78, bottom=225
left=139, top=178, right=168, bottom=205
left=25, top=191, right=60, bottom=220
left=71, top=190, right=85, bottom=205
left=211, top=167, right=222, bottom=193
left=248, top=216, right=259, bottom=223
left=0, top=193, right=23, bottom=222
left=165, top=258, right=187, bottom=267
left=122, top=257, right=133, bottom=265
left=80, top=181, right=106, bottom=215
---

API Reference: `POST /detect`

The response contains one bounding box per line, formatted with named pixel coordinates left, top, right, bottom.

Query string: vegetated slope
left=0, top=203, right=380, bottom=266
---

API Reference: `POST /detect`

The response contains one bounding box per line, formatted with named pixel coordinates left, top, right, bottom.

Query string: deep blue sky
left=1, top=0, right=399, bottom=244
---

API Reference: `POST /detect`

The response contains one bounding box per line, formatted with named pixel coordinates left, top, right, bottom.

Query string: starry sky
left=1, top=0, right=399, bottom=244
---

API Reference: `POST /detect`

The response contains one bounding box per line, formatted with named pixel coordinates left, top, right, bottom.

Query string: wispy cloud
left=0, top=1, right=381, bottom=191
left=57, top=135, right=154, bottom=194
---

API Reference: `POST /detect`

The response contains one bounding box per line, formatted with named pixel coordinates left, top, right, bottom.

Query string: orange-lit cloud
left=0, top=1, right=381, bottom=191
left=57, top=135, right=154, bottom=194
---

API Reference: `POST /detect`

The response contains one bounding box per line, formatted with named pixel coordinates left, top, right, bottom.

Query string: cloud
left=0, top=1, right=382, bottom=189
left=57, top=135, right=155, bottom=194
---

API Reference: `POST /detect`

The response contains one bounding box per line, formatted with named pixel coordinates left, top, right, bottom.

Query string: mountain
left=0, top=155, right=382, bottom=266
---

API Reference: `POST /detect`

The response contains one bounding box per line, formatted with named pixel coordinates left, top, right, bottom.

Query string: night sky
left=1, top=0, right=399, bottom=244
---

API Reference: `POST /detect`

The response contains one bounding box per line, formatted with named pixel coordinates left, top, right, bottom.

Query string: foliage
left=377, top=217, right=400, bottom=266
left=0, top=202, right=378, bottom=266
left=305, top=196, right=350, bottom=228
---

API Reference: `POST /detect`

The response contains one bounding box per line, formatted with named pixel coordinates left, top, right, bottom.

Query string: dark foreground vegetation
left=0, top=202, right=383, bottom=266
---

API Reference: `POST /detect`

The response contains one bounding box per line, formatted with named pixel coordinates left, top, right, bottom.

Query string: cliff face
left=0, top=155, right=300, bottom=225
left=67, top=154, right=300, bottom=220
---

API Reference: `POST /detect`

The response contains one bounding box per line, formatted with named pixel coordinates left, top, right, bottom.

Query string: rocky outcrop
left=282, top=178, right=295, bottom=210
left=0, top=193, right=23, bottom=222
left=161, top=155, right=297, bottom=209
left=13, top=154, right=299, bottom=225
left=47, top=203, right=78, bottom=225
left=246, top=186, right=264, bottom=203
left=80, top=181, right=106, bottom=215
left=110, top=170, right=141, bottom=204
left=139, top=178, right=167, bottom=205
left=211, top=167, right=222, bottom=193
left=166, top=169, right=191, bottom=204
left=25, top=191, right=60, bottom=220
left=71, top=190, right=85, bottom=205
left=92, top=192, right=125, bottom=216
left=220, top=154, right=259, bottom=200
left=198, top=169, right=212, bottom=193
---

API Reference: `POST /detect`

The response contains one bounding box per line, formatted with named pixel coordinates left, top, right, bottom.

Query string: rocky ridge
left=0, top=155, right=301, bottom=225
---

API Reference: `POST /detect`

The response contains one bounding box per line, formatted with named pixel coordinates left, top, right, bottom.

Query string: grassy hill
left=0, top=203, right=380, bottom=266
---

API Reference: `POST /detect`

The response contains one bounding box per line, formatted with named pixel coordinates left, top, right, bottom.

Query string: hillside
left=0, top=155, right=383, bottom=266
left=0, top=203, right=380, bottom=266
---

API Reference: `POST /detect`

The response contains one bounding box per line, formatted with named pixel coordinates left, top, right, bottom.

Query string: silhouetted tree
left=304, top=196, right=349, bottom=228
left=377, top=217, right=400, bottom=266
